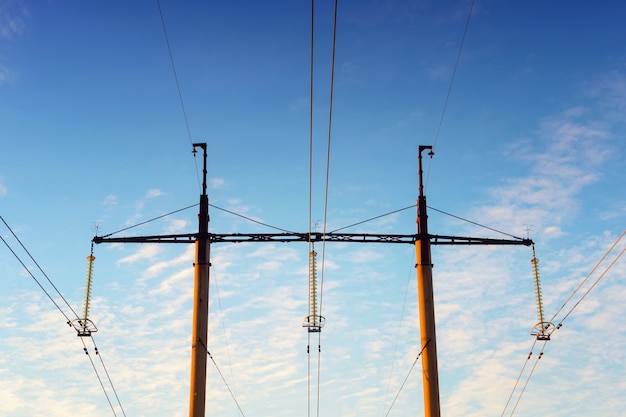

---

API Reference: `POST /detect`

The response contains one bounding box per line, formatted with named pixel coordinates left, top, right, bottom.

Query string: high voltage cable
left=81, top=338, right=119, bottom=417
left=499, top=338, right=538, bottom=417
left=307, top=2, right=316, bottom=417
left=507, top=341, right=547, bottom=417
left=90, top=337, right=128, bottom=417
left=557, top=246, right=624, bottom=324
left=501, top=232, right=625, bottom=417
left=1, top=216, right=126, bottom=416
left=81, top=337, right=128, bottom=417
left=1, top=216, right=78, bottom=321
left=318, top=0, right=339, bottom=330
left=315, top=2, right=339, bottom=417
left=425, top=0, right=475, bottom=189
left=548, top=230, right=625, bottom=323
left=155, top=0, right=201, bottom=191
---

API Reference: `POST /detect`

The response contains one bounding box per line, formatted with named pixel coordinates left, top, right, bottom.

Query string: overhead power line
left=1, top=216, right=127, bottom=416
left=501, top=231, right=625, bottom=417
left=549, top=230, right=625, bottom=323
left=1, top=216, right=79, bottom=321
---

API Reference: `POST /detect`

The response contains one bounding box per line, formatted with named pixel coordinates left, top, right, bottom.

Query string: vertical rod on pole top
left=190, top=143, right=210, bottom=417
left=416, top=145, right=441, bottom=417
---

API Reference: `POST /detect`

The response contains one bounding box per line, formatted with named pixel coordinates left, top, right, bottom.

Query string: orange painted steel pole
left=189, top=143, right=210, bottom=417
left=416, top=145, right=441, bottom=417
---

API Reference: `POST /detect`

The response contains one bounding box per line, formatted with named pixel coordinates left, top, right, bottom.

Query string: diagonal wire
left=382, top=248, right=415, bottom=416
left=384, top=340, right=430, bottom=417
left=99, top=202, right=295, bottom=240
left=155, top=0, right=201, bottom=191
left=100, top=204, right=199, bottom=238
left=427, top=205, right=526, bottom=240
left=499, top=338, right=538, bottom=417
left=210, top=263, right=239, bottom=412
left=81, top=338, right=119, bottom=417
left=425, top=0, right=476, bottom=189
left=91, top=337, right=128, bottom=417
left=507, top=341, right=548, bottom=417
left=330, top=204, right=417, bottom=233
left=1, top=216, right=80, bottom=321
left=558, top=247, right=624, bottom=324
left=198, top=339, right=247, bottom=417
left=0, top=233, right=73, bottom=323
left=209, top=203, right=296, bottom=233
left=1, top=217, right=127, bottom=416
left=503, top=232, right=624, bottom=417
left=549, top=230, right=625, bottom=323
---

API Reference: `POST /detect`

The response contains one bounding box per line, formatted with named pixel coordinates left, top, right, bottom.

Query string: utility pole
left=189, top=143, right=210, bottom=417
left=92, top=144, right=533, bottom=417
left=416, top=145, right=440, bottom=417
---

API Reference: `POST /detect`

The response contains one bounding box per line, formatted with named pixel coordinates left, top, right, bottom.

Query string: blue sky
left=1, top=1, right=625, bottom=416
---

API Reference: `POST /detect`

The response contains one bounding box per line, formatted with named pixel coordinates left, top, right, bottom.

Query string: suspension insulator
left=71, top=252, right=98, bottom=337
left=83, top=254, right=95, bottom=329
left=529, top=246, right=553, bottom=340
left=303, top=247, right=325, bottom=332
left=531, top=255, right=544, bottom=325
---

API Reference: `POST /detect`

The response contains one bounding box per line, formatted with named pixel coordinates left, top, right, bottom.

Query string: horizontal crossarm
left=93, top=232, right=532, bottom=246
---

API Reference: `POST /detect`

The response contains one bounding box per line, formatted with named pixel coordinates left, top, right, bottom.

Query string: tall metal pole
left=190, top=143, right=210, bottom=417
left=416, top=145, right=441, bottom=417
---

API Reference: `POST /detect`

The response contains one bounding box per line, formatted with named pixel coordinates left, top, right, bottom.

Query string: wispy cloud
left=101, top=194, right=118, bottom=206
left=0, top=1, right=28, bottom=85
left=0, top=1, right=28, bottom=40
left=0, top=64, right=12, bottom=84
left=145, top=188, right=164, bottom=198
left=210, top=177, right=225, bottom=189
left=474, top=106, right=613, bottom=239
left=0, top=177, right=7, bottom=196
left=117, top=245, right=163, bottom=265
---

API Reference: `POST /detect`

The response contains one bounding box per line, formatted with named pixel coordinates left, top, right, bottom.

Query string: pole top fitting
left=192, top=143, right=208, bottom=197
left=418, top=145, right=434, bottom=197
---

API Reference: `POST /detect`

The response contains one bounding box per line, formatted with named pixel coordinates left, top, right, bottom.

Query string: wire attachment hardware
left=71, top=318, right=98, bottom=337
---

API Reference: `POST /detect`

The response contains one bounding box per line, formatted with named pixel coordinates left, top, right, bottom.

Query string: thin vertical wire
left=316, top=2, right=339, bottom=417
left=307, top=2, right=315, bottom=417
left=318, top=0, right=338, bottom=333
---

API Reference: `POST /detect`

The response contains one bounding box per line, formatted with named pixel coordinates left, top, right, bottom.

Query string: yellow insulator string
left=82, top=244, right=96, bottom=331
left=531, top=245, right=545, bottom=330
